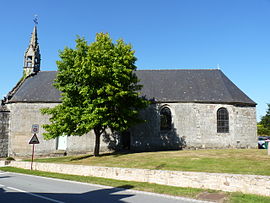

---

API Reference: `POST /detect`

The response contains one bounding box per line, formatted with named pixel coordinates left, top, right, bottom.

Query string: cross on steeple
left=23, top=17, right=41, bottom=77
left=33, top=14, right=38, bottom=25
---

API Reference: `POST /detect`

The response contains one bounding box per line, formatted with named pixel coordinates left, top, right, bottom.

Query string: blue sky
left=0, top=0, right=269, bottom=120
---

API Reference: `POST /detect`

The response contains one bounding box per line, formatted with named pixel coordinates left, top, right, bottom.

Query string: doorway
left=121, top=131, right=131, bottom=150
left=56, top=135, right=67, bottom=150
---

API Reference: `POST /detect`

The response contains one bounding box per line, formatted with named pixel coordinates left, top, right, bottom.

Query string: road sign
left=29, top=133, right=39, bottom=170
left=31, top=124, right=39, bottom=134
left=29, top=134, right=40, bottom=144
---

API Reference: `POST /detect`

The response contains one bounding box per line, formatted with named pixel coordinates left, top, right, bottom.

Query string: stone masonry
left=6, top=103, right=114, bottom=157
left=5, top=101, right=257, bottom=157
left=6, top=161, right=270, bottom=197
left=0, top=105, right=9, bottom=157
left=130, top=103, right=257, bottom=151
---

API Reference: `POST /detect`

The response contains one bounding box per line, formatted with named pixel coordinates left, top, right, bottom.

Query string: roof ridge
left=39, top=70, right=57, bottom=72
left=38, top=69, right=220, bottom=72
left=137, top=69, right=219, bottom=71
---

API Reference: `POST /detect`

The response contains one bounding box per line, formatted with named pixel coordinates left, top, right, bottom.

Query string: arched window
left=160, top=107, right=172, bottom=130
left=217, top=108, right=229, bottom=133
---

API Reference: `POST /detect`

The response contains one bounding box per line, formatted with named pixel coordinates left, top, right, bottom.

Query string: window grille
left=217, top=108, right=229, bottom=133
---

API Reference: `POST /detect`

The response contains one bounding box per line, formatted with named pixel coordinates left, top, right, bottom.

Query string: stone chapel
left=0, top=26, right=257, bottom=157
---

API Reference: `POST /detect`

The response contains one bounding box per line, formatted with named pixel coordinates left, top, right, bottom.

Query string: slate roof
left=7, top=69, right=256, bottom=106
left=8, top=71, right=61, bottom=103
left=136, top=69, right=256, bottom=106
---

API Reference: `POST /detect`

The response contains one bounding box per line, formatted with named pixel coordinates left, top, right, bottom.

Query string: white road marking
left=7, top=186, right=65, bottom=203
left=0, top=172, right=7, bottom=175
left=7, top=172, right=211, bottom=202
left=0, top=184, right=4, bottom=187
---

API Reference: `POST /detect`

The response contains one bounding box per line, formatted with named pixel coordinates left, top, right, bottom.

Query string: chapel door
left=122, top=131, right=131, bottom=150
left=57, top=135, right=67, bottom=150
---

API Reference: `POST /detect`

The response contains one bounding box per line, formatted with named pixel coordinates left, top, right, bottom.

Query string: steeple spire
left=23, top=21, right=41, bottom=77
left=30, top=26, right=38, bottom=47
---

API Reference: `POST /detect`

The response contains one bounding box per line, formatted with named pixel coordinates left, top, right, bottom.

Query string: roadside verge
left=1, top=160, right=270, bottom=197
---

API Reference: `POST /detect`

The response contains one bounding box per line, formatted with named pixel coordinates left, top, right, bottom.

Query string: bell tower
left=23, top=23, right=41, bottom=77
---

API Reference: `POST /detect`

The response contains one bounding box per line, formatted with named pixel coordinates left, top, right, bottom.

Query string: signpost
left=29, top=125, right=40, bottom=170
left=31, top=124, right=39, bottom=134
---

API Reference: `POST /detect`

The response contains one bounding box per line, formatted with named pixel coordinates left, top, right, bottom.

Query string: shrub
left=257, top=124, right=270, bottom=136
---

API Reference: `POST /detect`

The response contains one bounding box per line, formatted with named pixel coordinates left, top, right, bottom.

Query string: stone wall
left=6, top=161, right=270, bottom=197
left=6, top=102, right=257, bottom=156
left=130, top=103, right=257, bottom=151
left=0, top=105, right=9, bottom=157
left=7, top=103, right=113, bottom=157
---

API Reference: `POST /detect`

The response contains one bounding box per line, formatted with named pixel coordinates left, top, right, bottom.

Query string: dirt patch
left=197, top=192, right=228, bottom=203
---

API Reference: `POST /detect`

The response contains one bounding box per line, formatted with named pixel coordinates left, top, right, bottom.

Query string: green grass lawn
left=31, top=148, right=270, bottom=176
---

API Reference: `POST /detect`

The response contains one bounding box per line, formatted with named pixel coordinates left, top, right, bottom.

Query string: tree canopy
left=41, top=33, right=149, bottom=156
left=258, top=104, right=270, bottom=136
left=260, top=104, right=270, bottom=130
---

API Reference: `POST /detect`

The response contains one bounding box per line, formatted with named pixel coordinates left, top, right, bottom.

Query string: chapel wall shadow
left=102, top=101, right=186, bottom=154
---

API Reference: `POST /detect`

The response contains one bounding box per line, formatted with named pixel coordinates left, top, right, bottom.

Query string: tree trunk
left=94, top=128, right=101, bottom=157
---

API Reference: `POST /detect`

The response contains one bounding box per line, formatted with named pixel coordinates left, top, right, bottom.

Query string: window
left=26, top=56, right=32, bottom=67
left=160, top=107, right=172, bottom=130
left=217, top=108, right=229, bottom=133
left=27, top=62, right=32, bottom=67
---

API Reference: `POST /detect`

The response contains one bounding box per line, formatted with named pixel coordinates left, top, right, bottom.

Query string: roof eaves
left=152, top=100, right=256, bottom=106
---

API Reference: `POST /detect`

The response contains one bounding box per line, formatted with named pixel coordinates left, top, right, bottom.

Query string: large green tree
left=41, top=33, right=149, bottom=156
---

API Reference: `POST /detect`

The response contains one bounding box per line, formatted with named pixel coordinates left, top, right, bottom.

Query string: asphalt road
left=0, top=171, right=209, bottom=203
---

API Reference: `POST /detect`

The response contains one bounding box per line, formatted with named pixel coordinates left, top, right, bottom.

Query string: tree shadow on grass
left=69, top=151, right=132, bottom=161
left=70, top=154, right=92, bottom=161
left=72, top=151, right=143, bottom=160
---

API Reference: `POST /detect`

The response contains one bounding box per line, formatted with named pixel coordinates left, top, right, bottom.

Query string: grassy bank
left=1, top=167, right=270, bottom=203
left=31, top=149, right=270, bottom=176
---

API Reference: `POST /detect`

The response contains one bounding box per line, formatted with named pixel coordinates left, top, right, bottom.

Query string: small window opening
left=27, top=62, right=32, bottom=67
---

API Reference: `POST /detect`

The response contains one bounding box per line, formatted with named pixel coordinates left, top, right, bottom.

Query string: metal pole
left=31, top=144, right=35, bottom=170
